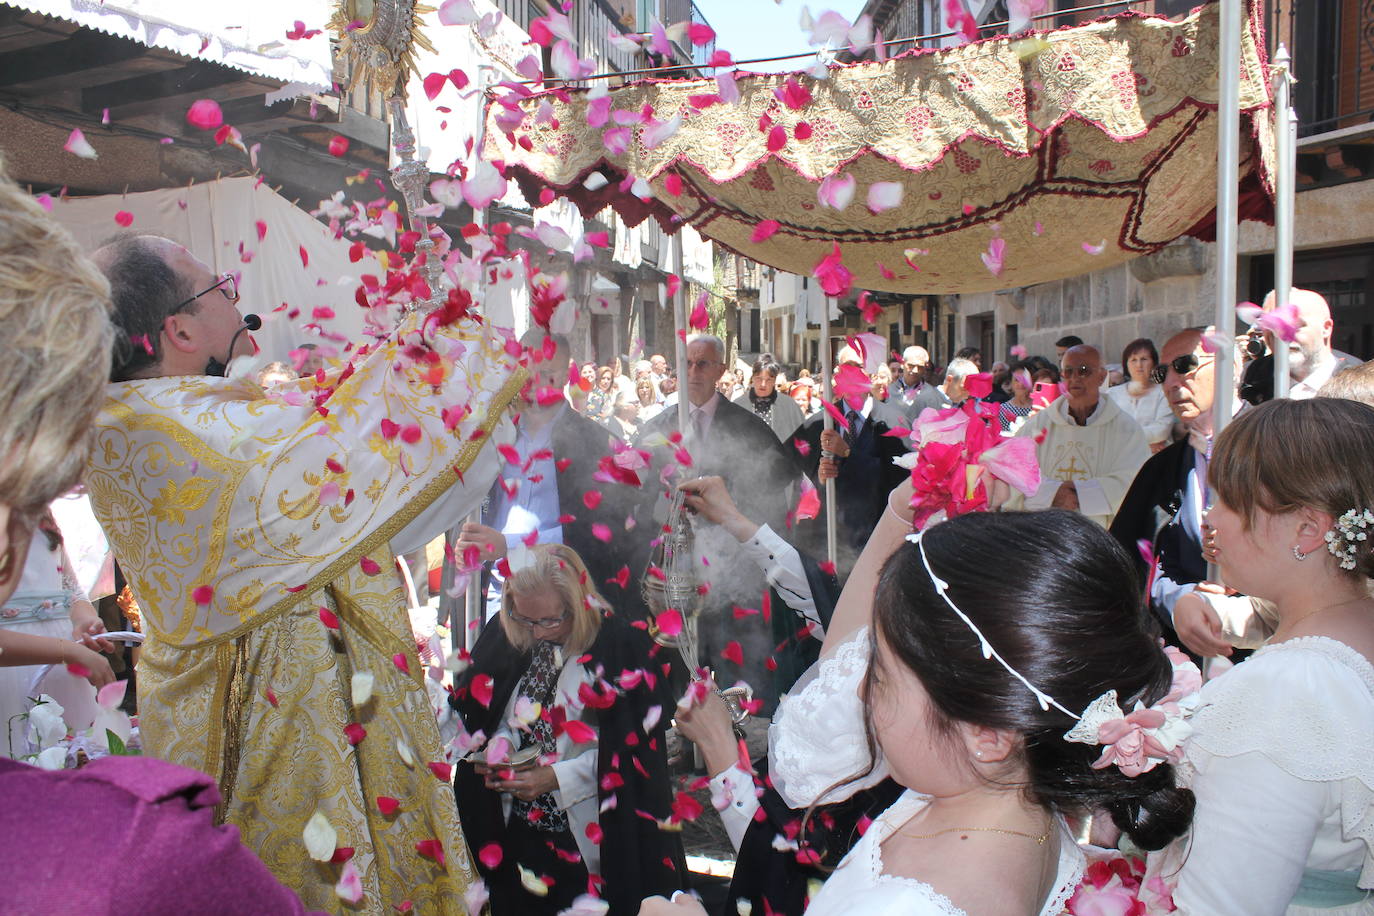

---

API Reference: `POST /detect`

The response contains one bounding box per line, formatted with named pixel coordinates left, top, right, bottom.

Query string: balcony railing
left=1274, top=0, right=1374, bottom=138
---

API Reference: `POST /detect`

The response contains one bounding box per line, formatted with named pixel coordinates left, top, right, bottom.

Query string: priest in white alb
left=1004, top=344, right=1149, bottom=527
left=84, top=235, right=525, bottom=914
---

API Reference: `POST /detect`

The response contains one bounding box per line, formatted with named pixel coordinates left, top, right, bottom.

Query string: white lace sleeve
left=769, top=625, right=889, bottom=809
left=1151, top=638, right=1374, bottom=909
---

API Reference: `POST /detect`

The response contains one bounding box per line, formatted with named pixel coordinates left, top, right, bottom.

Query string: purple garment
left=0, top=755, right=322, bottom=914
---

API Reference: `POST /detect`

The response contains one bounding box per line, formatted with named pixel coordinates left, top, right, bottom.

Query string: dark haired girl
left=646, top=480, right=1194, bottom=914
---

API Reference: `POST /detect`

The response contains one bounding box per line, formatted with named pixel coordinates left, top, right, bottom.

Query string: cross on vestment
left=1056, top=454, right=1090, bottom=481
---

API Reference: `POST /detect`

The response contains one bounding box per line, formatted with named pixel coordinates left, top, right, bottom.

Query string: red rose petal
left=360, top=556, right=382, bottom=576
left=478, top=842, right=502, bottom=869
left=562, top=719, right=596, bottom=744
left=344, top=723, right=366, bottom=745
left=751, top=220, right=781, bottom=243
left=721, top=641, right=744, bottom=665
left=185, top=99, right=223, bottom=130
left=471, top=673, right=494, bottom=708
left=376, top=796, right=400, bottom=815
left=319, top=607, right=340, bottom=629
left=415, top=838, right=445, bottom=866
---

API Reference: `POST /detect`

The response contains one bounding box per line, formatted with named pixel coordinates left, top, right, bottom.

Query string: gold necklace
left=899, top=825, right=1051, bottom=845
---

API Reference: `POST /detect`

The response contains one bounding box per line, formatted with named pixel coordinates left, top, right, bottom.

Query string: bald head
left=1159, top=326, right=1239, bottom=428
left=1261, top=287, right=1334, bottom=382
left=1059, top=345, right=1105, bottom=413
left=901, top=345, right=930, bottom=385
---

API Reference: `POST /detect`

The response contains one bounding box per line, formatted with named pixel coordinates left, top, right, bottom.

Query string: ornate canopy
left=484, top=3, right=1274, bottom=296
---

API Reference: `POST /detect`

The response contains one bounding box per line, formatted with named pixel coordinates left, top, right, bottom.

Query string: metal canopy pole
left=820, top=298, right=838, bottom=567
left=1271, top=44, right=1296, bottom=400
left=674, top=281, right=691, bottom=436
left=1211, top=0, right=1242, bottom=443
left=1205, top=0, right=1244, bottom=596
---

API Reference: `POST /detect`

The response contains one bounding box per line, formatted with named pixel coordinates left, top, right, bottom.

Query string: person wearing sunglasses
left=83, top=233, right=526, bottom=911
left=1111, top=328, right=1268, bottom=660
left=1003, top=344, right=1150, bottom=528
left=451, top=543, right=684, bottom=915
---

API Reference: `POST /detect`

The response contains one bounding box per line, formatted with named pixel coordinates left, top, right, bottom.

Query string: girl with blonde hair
left=0, top=163, right=116, bottom=690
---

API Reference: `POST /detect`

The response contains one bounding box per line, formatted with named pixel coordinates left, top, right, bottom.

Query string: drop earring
left=1293, top=545, right=1309, bottom=561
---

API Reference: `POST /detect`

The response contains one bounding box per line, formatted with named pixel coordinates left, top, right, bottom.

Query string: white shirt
left=687, top=392, right=722, bottom=439
left=1290, top=352, right=1340, bottom=400
left=770, top=628, right=1084, bottom=916
left=1107, top=382, right=1175, bottom=444
left=1149, top=637, right=1374, bottom=914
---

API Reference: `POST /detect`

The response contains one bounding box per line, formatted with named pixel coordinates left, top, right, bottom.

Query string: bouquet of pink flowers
left=895, top=380, right=1041, bottom=528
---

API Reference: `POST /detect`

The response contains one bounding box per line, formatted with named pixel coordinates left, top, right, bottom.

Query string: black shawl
left=450, top=613, right=686, bottom=915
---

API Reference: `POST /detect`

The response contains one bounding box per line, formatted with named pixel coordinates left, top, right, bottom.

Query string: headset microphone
left=206, top=314, right=262, bottom=377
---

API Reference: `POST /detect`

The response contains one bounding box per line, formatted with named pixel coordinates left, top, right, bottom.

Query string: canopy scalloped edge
left=484, top=3, right=1274, bottom=295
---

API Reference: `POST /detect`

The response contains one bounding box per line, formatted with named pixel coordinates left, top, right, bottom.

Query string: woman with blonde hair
left=452, top=543, right=684, bottom=914
left=587, top=364, right=616, bottom=422
left=1147, top=397, right=1374, bottom=913
left=0, top=163, right=116, bottom=689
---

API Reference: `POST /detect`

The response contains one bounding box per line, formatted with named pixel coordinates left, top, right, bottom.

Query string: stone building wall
left=948, top=238, right=1215, bottom=365
left=946, top=173, right=1374, bottom=366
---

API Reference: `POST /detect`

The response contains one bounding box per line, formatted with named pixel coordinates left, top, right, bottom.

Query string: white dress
left=1148, top=637, right=1374, bottom=914
left=770, top=627, right=1085, bottom=915
left=0, top=530, right=86, bottom=758
left=1107, top=382, right=1175, bottom=445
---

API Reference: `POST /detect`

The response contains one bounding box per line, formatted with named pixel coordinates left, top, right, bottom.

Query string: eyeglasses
left=684, top=359, right=722, bottom=371
left=1059, top=364, right=1101, bottom=379
left=507, top=609, right=569, bottom=631
left=172, top=274, right=238, bottom=314
left=1150, top=353, right=1211, bottom=385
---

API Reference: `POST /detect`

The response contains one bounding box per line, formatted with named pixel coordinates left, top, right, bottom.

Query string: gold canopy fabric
left=485, top=3, right=1273, bottom=295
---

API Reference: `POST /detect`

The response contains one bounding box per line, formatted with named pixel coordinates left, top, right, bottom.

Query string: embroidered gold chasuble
left=85, top=313, right=524, bottom=914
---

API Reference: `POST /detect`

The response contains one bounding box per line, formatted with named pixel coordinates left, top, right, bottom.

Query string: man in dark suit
left=1110, top=327, right=1269, bottom=659
left=789, top=345, right=911, bottom=581
left=632, top=334, right=800, bottom=712
left=455, top=331, right=640, bottom=621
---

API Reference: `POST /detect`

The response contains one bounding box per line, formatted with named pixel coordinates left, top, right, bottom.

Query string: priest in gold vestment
left=84, top=236, right=524, bottom=914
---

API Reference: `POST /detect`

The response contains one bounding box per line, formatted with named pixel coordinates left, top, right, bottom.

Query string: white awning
left=6, top=0, right=333, bottom=91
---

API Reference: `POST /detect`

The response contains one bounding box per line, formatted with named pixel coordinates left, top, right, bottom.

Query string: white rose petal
left=351, top=672, right=375, bottom=706
left=35, top=746, right=67, bottom=770
left=302, top=811, right=337, bottom=862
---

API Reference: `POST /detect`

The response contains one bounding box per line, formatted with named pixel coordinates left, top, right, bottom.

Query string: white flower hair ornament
left=1325, top=508, right=1374, bottom=572
left=907, top=530, right=1202, bottom=777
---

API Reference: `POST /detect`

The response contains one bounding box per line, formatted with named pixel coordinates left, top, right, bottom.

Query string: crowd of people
left=1, top=147, right=1373, bottom=916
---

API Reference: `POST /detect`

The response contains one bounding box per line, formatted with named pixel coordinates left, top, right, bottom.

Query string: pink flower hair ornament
left=909, top=526, right=1201, bottom=777
left=1063, top=647, right=1202, bottom=777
